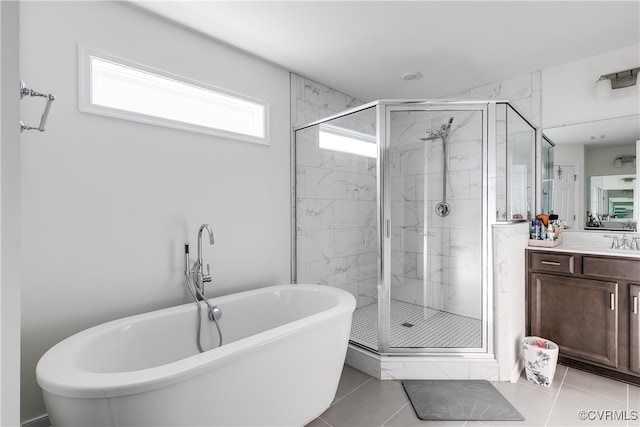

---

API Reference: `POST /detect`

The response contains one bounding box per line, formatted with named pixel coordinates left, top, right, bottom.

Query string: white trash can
left=522, top=336, right=559, bottom=387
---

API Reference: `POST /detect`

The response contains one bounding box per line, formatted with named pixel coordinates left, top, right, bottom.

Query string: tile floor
left=306, top=364, right=640, bottom=427
left=351, top=301, right=482, bottom=350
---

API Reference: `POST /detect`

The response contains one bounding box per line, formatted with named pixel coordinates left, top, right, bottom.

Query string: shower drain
left=401, top=322, right=414, bottom=328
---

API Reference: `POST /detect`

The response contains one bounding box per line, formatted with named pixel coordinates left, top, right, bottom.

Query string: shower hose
left=185, top=273, right=223, bottom=353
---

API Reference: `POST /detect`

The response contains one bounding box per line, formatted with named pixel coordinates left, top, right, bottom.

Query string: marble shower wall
left=389, top=110, right=484, bottom=319
left=291, top=71, right=541, bottom=318
left=446, top=71, right=542, bottom=127
left=493, top=222, right=529, bottom=381
left=290, top=74, right=363, bottom=128
left=449, top=72, right=540, bottom=223
left=291, top=75, right=378, bottom=308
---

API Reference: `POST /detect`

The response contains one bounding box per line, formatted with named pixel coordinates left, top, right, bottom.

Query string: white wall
left=1, top=2, right=21, bottom=425
left=20, top=1, right=291, bottom=422
left=542, top=44, right=640, bottom=128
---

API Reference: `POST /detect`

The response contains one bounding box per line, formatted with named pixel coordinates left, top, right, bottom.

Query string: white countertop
left=526, top=230, right=640, bottom=259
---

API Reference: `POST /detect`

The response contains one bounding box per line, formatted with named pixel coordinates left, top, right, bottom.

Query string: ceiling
left=129, top=1, right=640, bottom=103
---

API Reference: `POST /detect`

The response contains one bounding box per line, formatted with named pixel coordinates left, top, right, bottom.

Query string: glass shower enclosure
left=293, top=100, right=535, bottom=358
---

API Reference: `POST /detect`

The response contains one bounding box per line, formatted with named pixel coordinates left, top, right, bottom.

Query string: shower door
left=382, top=105, right=487, bottom=353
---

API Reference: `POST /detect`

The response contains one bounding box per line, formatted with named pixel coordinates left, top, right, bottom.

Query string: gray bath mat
left=402, top=380, right=525, bottom=421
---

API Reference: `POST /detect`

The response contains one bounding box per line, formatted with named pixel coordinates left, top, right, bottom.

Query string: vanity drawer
left=583, top=256, right=640, bottom=281
left=530, top=252, right=575, bottom=274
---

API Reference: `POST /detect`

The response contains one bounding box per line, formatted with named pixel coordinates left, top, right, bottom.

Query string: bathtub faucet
left=184, top=224, right=223, bottom=352
left=195, top=223, right=215, bottom=296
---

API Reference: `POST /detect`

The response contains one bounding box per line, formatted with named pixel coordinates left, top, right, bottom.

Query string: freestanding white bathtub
left=36, top=284, right=355, bottom=427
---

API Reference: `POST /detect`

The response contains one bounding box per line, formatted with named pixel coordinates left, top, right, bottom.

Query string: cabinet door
left=630, top=284, right=640, bottom=374
left=530, top=273, right=618, bottom=368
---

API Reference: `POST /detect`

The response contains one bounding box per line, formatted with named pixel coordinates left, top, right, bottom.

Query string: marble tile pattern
left=291, top=71, right=541, bottom=318
left=446, top=71, right=542, bottom=128
left=447, top=72, right=539, bottom=222
left=292, top=75, right=376, bottom=307
left=495, top=118, right=536, bottom=221
left=291, top=74, right=364, bottom=129
left=493, top=223, right=529, bottom=382
left=389, top=110, right=483, bottom=319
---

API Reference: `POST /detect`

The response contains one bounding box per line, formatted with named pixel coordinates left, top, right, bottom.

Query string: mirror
left=587, top=174, right=635, bottom=229
left=542, top=115, right=640, bottom=231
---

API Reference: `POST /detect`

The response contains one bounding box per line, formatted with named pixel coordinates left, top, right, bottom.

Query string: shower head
left=420, top=133, right=441, bottom=141
left=420, top=116, right=455, bottom=141
left=441, top=116, right=454, bottom=134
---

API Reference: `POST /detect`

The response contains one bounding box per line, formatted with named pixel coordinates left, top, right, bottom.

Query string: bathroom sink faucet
left=610, top=235, right=621, bottom=249
left=606, top=234, right=640, bottom=250
left=621, top=234, right=630, bottom=250
left=195, top=223, right=215, bottom=296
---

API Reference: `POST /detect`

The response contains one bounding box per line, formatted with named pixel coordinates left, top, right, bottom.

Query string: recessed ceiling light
left=401, top=72, right=423, bottom=81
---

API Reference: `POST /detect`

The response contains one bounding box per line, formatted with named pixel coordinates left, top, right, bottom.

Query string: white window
left=78, top=47, right=268, bottom=145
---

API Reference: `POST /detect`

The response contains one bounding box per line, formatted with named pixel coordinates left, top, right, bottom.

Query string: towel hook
left=20, top=80, right=55, bottom=133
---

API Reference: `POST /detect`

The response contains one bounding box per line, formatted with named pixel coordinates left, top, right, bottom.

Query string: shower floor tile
left=350, top=300, right=482, bottom=350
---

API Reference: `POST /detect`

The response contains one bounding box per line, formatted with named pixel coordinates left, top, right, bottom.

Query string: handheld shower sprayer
left=421, top=116, right=455, bottom=217
left=184, top=244, right=190, bottom=276
left=184, top=225, right=223, bottom=353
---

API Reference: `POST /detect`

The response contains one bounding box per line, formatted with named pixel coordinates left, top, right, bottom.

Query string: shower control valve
left=203, top=263, right=212, bottom=283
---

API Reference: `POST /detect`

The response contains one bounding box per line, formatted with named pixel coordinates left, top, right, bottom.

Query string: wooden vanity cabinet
left=529, top=272, right=618, bottom=368
left=630, top=284, right=640, bottom=375
left=526, top=249, right=640, bottom=384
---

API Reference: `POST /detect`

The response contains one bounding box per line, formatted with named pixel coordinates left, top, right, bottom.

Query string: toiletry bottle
left=530, top=220, right=537, bottom=239
left=531, top=220, right=541, bottom=240
left=547, top=222, right=554, bottom=241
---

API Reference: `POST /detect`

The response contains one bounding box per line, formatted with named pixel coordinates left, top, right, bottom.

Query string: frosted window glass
left=79, top=48, right=268, bottom=144
left=319, top=125, right=376, bottom=158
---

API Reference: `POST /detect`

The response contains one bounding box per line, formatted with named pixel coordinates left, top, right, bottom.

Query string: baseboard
left=510, top=356, right=524, bottom=382
left=21, top=414, right=50, bottom=427
left=345, top=344, right=382, bottom=379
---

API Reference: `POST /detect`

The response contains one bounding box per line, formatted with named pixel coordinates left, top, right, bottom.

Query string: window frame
left=78, top=46, right=269, bottom=145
